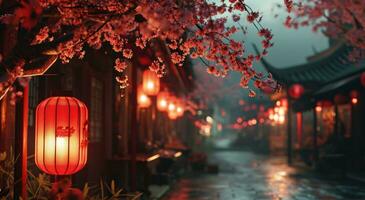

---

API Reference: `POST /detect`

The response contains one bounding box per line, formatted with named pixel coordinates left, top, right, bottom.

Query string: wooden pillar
left=14, top=83, right=29, bottom=200
left=351, top=102, right=355, bottom=139
left=334, top=104, right=339, bottom=136
left=287, top=99, right=292, bottom=165
left=296, top=112, right=303, bottom=148
left=129, top=66, right=137, bottom=192
left=313, top=107, right=318, bottom=163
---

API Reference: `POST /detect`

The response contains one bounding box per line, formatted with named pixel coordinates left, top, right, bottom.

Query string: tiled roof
left=258, top=43, right=365, bottom=89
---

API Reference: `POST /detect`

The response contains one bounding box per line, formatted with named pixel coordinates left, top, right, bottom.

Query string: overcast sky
left=242, top=0, right=328, bottom=68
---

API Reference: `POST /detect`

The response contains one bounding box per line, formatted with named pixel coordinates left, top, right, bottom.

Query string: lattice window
left=89, top=77, right=104, bottom=142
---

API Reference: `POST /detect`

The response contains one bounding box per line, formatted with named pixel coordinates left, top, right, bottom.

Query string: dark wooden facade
left=0, top=43, right=196, bottom=195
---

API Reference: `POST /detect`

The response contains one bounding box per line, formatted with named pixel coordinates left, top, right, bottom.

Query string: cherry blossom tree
left=0, top=0, right=277, bottom=100
left=283, top=0, right=365, bottom=61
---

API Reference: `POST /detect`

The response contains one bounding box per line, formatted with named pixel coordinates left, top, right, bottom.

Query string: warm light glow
left=142, top=70, right=160, bottom=96
left=201, top=125, right=211, bottom=136
left=168, top=102, right=176, bottom=111
left=273, top=114, right=279, bottom=122
left=160, top=99, right=167, bottom=107
left=138, top=86, right=151, bottom=108
left=279, top=116, right=285, bottom=124
left=157, top=91, right=169, bottom=112
left=315, top=105, right=322, bottom=112
left=278, top=107, right=285, bottom=115
left=147, top=81, right=154, bottom=90
left=174, top=152, right=182, bottom=158
left=352, top=97, right=358, bottom=105
left=176, top=106, right=184, bottom=116
left=167, top=98, right=179, bottom=120
left=168, top=111, right=178, bottom=120
left=147, top=154, right=160, bottom=162
left=274, top=107, right=279, bottom=112
left=206, top=116, right=214, bottom=124
left=35, top=97, right=88, bottom=175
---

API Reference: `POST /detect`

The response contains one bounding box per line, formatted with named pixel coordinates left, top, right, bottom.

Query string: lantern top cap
left=38, top=96, right=87, bottom=109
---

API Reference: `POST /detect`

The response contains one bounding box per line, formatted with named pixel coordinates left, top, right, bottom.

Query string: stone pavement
left=163, top=150, right=365, bottom=200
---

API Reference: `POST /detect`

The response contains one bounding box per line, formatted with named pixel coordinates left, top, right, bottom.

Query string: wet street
left=163, top=151, right=365, bottom=200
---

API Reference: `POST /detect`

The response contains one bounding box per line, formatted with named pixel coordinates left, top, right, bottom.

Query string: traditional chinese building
left=260, top=40, right=365, bottom=173
left=0, top=33, right=196, bottom=197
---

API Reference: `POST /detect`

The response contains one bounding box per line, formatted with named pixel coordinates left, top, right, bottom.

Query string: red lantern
left=167, top=98, right=178, bottom=120
left=176, top=102, right=185, bottom=117
left=288, top=84, right=304, bottom=99
left=35, top=97, right=88, bottom=175
left=157, top=91, right=169, bottom=112
left=352, top=97, right=358, bottom=105
left=142, top=70, right=160, bottom=96
left=350, top=90, right=359, bottom=105
left=138, top=86, right=151, bottom=108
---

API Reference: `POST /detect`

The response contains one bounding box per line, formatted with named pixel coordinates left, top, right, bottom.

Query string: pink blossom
left=123, top=49, right=133, bottom=59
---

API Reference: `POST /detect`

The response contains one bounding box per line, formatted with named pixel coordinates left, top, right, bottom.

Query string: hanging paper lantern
left=35, top=97, right=88, bottom=175
left=167, top=98, right=178, bottom=120
left=142, top=70, right=160, bottom=96
left=157, top=91, right=169, bottom=112
left=288, top=84, right=304, bottom=99
left=176, top=102, right=185, bottom=117
left=138, top=86, right=151, bottom=108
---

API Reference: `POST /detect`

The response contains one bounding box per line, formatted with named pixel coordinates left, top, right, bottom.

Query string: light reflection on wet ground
left=163, top=151, right=365, bottom=200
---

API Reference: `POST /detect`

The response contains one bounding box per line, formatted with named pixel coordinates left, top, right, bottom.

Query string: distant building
left=260, top=40, right=365, bottom=172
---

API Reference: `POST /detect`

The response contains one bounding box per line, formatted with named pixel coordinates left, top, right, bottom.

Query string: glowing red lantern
left=157, top=91, right=169, bottom=112
left=142, top=70, right=160, bottom=96
left=288, top=84, right=304, bottom=99
left=176, top=103, right=185, bottom=117
left=138, top=86, right=151, bottom=108
left=35, top=97, right=88, bottom=175
left=167, top=98, right=178, bottom=120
